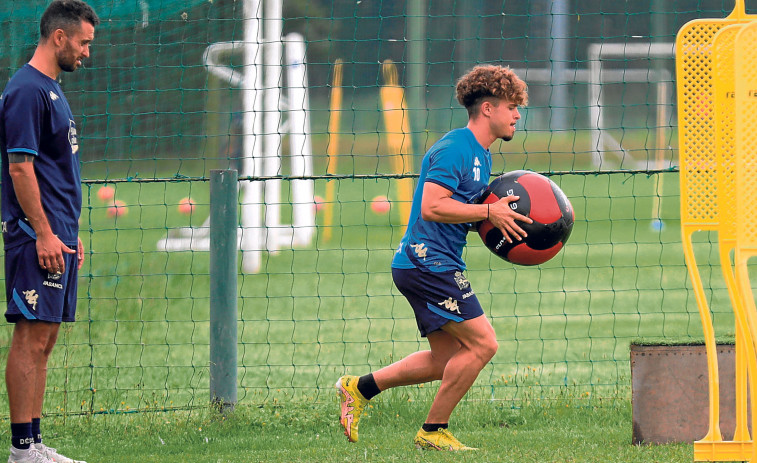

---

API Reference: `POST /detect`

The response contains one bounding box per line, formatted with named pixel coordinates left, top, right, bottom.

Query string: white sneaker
left=32, top=445, right=85, bottom=463
left=7, top=446, right=53, bottom=463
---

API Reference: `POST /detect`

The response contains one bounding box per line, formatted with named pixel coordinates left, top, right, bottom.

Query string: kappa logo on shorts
left=453, top=271, right=470, bottom=290
left=23, top=289, right=38, bottom=310
left=438, top=297, right=461, bottom=315
left=410, top=243, right=428, bottom=259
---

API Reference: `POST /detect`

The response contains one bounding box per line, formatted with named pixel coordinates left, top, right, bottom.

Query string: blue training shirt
left=0, top=64, right=82, bottom=249
left=392, top=127, right=492, bottom=272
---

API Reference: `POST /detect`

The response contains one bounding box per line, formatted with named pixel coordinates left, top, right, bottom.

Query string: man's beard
left=56, top=46, right=79, bottom=73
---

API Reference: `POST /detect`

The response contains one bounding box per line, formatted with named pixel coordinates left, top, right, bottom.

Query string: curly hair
left=40, top=0, right=99, bottom=40
left=455, top=65, right=528, bottom=116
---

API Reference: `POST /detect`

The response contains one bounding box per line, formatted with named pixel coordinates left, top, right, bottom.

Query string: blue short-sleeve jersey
left=392, top=127, right=491, bottom=272
left=1, top=64, right=81, bottom=249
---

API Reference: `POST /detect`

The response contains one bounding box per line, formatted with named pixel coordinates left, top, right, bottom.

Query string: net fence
left=0, top=0, right=746, bottom=415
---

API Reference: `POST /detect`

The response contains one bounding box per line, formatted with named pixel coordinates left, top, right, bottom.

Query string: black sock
left=31, top=418, right=41, bottom=444
left=422, top=422, right=449, bottom=432
left=10, top=422, right=33, bottom=450
left=356, top=373, right=381, bottom=401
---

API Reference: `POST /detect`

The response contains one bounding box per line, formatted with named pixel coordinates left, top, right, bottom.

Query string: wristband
left=487, top=204, right=490, bottom=220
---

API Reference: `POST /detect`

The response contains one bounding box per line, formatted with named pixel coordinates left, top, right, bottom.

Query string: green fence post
left=210, top=169, right=238, bottom=411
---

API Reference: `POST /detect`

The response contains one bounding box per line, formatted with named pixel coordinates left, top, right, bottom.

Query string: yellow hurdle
left=380, top=59, right=414, bottom=233
left=676, top=1, right=756, bottom=460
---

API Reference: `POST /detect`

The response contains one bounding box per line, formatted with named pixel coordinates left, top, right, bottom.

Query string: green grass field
left=0, top=398, right=692, bottom=462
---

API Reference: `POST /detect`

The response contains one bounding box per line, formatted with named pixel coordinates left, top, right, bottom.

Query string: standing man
left=1, top=1, right=98, bottom=462
left=336, top=65, right=529, bottom=451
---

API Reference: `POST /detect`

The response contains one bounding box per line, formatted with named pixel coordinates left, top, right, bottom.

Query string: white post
left=549, top=0, right=570, bottom=131
left=241, top=0, right=264, bottom=273
left=656, top=80, right=671, bottom=168
left=588, top=43, right=602, bottom=168
left=285, top=33, right=315, bottom=246
left=263, top=0, right=284, bottom=251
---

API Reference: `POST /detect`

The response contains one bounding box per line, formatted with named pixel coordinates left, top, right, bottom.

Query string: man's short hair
left=455, top=65, right=528, bottom=117
left=40, top=0, right=99, bottom=40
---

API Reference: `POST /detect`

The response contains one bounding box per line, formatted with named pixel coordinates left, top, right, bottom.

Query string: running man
left=336, top=65, right=529, bottom=451
left=1, top=1, right=99, bottom=462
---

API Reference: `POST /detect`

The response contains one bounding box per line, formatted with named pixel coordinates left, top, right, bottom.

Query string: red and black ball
left=477, top=170, right=574, bottom=266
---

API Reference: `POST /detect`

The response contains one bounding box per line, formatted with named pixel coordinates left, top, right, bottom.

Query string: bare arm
left=8, top=155, right=75, bottom=272
left=420, top=181, right=532, bottom=243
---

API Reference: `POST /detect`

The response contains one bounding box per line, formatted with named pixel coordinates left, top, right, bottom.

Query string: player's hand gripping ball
left=477, top=170, right=574, bottom=266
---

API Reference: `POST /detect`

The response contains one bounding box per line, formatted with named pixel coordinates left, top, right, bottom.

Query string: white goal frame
left=587, top=42, right=675, bottom=170
left=157, top=0, right=314, bottom=273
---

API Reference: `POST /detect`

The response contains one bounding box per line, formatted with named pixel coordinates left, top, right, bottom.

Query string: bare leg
left=373, top=331, right=461, bottom=390
left=367, top=314, right=497, bottom=425
left=6, top=320, right=60, bottom=423
left=33, top=323, right=59, bottom=422
left=425, top=315, right=498, bottom=424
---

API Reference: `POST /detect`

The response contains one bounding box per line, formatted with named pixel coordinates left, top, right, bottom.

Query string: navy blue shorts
left=4, top=241, right=79, bottom=323
left=392, top=267, right=484, bottom=337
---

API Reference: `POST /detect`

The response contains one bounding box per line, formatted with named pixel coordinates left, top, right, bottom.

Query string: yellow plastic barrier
left=688, top=22, right=757, bottom=462
left=731, top=21, right=757, bottom=462
left=713, top=23, right=751, bottom=447
left=676, top=1, right=756, bottom=460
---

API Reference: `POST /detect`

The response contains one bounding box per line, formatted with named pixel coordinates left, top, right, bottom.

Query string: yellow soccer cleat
left=413, top=428, right=477, bottom=451
left=335, top=375, right=368, bottom=443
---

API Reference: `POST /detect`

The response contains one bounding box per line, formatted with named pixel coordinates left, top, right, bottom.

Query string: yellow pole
left=650, top=82, right=667, bottom=229
left=379, top=60, right=414, bottom=233
left=323, top=59, right=343, bottom=242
